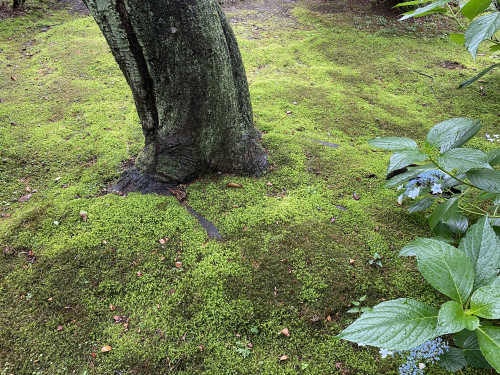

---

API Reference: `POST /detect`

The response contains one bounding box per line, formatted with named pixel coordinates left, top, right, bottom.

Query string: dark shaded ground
left=0, top=0, right=88, bottom=19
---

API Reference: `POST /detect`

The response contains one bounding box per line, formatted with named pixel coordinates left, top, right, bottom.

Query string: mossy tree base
left=110, top=168, right=176, bottom=196
left=83, top=0, right=267, bottom=184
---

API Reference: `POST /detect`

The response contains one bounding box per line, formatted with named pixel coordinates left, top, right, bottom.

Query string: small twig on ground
left=408, top=68, right=437, bottom=100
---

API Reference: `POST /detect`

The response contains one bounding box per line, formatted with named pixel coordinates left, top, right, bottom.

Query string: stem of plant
left=446, top=4, right=465, bottom=29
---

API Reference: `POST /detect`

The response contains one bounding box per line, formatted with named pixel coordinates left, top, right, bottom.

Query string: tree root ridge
left=110, top=168, right=223, bottom=239
left=111, top=168, right=176, bottom=196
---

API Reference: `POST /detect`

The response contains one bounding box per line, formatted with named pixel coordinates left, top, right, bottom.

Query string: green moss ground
left=1, top=1, right=499, bottom=374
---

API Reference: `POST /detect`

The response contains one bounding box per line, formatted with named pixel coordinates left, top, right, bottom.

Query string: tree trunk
left=82, top=0, right=267, bottom=190
left=13, top=0, right=25, bottom=9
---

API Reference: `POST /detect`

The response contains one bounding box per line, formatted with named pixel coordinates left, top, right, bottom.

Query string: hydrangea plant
left=369, top=118, right=500, bottom=240
left=338, top=119, right=500, bottom=372
left=337, top=218, right=500, bottom=372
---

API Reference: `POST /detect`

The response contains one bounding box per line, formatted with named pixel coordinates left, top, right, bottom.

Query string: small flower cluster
left=379, top=338, right=449, bottom=375
left=397, top=170, right=447, bottom=204
left=485, top=133, right=499, bottom=143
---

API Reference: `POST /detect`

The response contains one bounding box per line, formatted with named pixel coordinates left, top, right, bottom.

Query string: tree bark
left=82, top=0, right=267, bottom=189
left=13, top=0, right=26, bottom=9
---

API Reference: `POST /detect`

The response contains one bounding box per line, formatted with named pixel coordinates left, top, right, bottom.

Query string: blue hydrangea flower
left=392, top=338, right=449, bottom=375
left=397, top=170, right=448, bottom=202
left=431, top=184, right=442, bottom=194
left=379, top=348, right=393, bottom=359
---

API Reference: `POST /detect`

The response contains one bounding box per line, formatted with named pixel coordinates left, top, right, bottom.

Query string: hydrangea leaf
left=449, top=33, right=465, bottom=45
left=470, top=277, right=500, bottom=319
left=438, top=301, right=479, bottom=334
left=438, top=347, right=467, bottom=371
left=487, top=149, right=500, bottom=166
left=454, top=330, right=493, bottom=368
left=426, top=118, right=482, bottom=153
left=408, top=197, right=435, bottom=213
left=337, top=298, right=438, bottom=350
left=383, top=164, right=434, bottom=188
left=461, top=0, right=492, bottom=20
left=428, top=197, right=458, bottom=229
left=476, top=326, right=500, bottom=372
left=368, top=137, right=418, bottom=150
left=465, top=11, right=500, bottom=59
left=388, top=150, right=429, bottom=174
left=441, top=214, right=469, bottom=235
left=400, top=0, right=450, bottom=20
left=466, top=169, right=500, bottom=193
left=436, top=148, right=491, bottom=173
left=415, top=239, right=474, bottom=305
left=458, top=217, right=500, bottom=289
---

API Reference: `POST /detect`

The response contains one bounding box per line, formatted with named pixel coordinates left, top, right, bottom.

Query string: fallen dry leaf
left=109, top=304, right=115, bottom=311
left=100, top=345, right=112, bottom=353
left=226, top=183, right=244, bottom=188
left=79, top=210, right=88, bottom=222
left=54, top=177, right=61, bottom=182
left=18, top=194, right=32, bottom=202
left=279, top=355, right=290, bottom=362
left=349, top=259, right=355, bottom=265
left=352, top=192, right=361, bottom=200
left=159, top=238, right=165, bottom=244
left=57, top=325, right=63, bottom=331
left=10, top=76, right=17, bottom=81
left=175, top=261, right=182, bottom=268
left=280, top=328, right=290, bottom=337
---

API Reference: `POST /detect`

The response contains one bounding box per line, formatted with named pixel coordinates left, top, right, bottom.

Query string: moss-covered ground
left=1, top=0, right=499, bottom=374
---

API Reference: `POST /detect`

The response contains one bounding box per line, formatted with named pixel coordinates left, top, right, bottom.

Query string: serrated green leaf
left=368, top=137, right=418, bottom=150
left=438, top=347, right=467, bottom=371
left=438, top=301, right=480, bottom=334
left=429, top=197, right=458, bottom=229
left=477, top=326, right=500, bottom=371
left=416, top=239, right=474, bottom=304
left=490, top=44, right=500, bottom=51
left=470, top=277, right=500, bottom=318
left=459, top=217, right=500, bottom=289
left=383, top=164, right=434, bottom=188
left=450, top=33, right=465, bottom=45
left=459, top=63, right=500, bottom=88
left=461, top=0, right=492, bottom=20
left=399, top=237, right=431, bottom=256
left=400, top=0, right=450, bottom=19
left=454, top=330, right=493, bottom=368
left=408, top=197, right=435, bottom=213
left=395, top=0, right=434, bottom=6
left=467, top=169, right=500, bottom=193
left=487, top=149, right=500, bottom=166
left=410, top=7, right=448, bottom=17
left=436, top=148, right=491, bottom=173
left=465, top=11, right=500, bottom=59
left=426, top=118, right=482, bottom=153
left=337, top=298, right=439, bottom=350
left=442, top=213, right=469, bottom=235
left=388, top=150, right=429, bottom=174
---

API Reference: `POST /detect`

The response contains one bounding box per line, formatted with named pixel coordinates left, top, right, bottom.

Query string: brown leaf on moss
left=226, top=183, right=244, bottom=188
left=100, top=345, right=112, bottom=353
left=280, top=328, right=290, bottom=337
